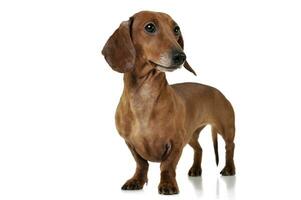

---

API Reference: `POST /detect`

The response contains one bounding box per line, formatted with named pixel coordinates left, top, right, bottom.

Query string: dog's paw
left=158, top=181, right=179, bottom=195
left=188, top=166, right=202, bottom=177
left=220, top=165, right=236, bottom=176
left=121, top=178, right=145, bottom=190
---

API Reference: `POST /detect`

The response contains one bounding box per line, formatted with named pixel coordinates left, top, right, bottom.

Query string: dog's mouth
left=149, top=61, right=181, bottom=72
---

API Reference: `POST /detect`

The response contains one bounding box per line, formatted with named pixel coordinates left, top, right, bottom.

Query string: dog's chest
left=116, top=98, right=175, bottom=138
left=115, top=95, right=179, bottom=161
left=130, top=132, right=172, bottom=162
left=115, top=78, right=187, bottom=161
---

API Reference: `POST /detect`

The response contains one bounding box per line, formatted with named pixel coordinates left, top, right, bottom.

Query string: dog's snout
left=172, top=51, right=186, bottom=65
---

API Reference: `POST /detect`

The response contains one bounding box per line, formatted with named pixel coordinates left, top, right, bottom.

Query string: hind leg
left=220, top=127, right=236, bottom=176
left=188, top=126, right=205, bottom=177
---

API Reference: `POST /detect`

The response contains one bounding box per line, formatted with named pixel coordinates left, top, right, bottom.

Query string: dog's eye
left=144, top=23, right=156, bottom=33
left=174, top=25, right=181, bottom=36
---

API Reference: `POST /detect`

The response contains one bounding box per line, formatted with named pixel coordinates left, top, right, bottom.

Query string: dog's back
left=171, top=82, right=235, bottom=137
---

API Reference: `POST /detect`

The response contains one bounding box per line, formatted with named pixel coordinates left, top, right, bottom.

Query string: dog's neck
left=122, top=62, right=175, bottom=122
left=123, top=67, right=169, bottom=99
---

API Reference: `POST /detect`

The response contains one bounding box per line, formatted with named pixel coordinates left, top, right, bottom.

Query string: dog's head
left=102, top=11, right=196, bottom=75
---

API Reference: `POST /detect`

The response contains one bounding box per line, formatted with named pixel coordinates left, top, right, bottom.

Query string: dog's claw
left=188, top=166, right=202, bottom=176
left=121, top=179, right=144, bottom=190
left=220, top=166, right=236, bottom=176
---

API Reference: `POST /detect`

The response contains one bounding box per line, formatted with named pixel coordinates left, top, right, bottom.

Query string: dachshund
left=102, top=11, right=236, bottom=195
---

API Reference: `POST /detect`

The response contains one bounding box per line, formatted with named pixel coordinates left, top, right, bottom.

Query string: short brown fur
left=102, top=11, right=236, bottom=195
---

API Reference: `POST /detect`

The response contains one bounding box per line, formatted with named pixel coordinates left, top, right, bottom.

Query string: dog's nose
left=172, top=51, right=186, bottom=65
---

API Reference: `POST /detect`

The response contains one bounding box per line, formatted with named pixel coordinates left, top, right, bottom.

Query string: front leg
left=121, top=142, right=149, bottom=190
left=158, top=144, right=183, bottom=195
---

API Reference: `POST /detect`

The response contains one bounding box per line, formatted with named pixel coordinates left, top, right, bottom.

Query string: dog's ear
left=102, top=18, right=135, bottom=73
left=178, top=35, right=197, bottom=76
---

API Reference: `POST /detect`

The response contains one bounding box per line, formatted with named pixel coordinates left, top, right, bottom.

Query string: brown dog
left=102, top=11, right=235, bottom=195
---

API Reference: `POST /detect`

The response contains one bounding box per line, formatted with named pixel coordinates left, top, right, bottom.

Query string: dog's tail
left=212, top=127, right=219, bottom=166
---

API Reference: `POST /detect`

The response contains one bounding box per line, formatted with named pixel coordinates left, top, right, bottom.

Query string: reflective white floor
left=1, top=122, right=300, bottom=200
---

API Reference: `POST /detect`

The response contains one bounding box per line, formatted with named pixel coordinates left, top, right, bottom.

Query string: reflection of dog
left=102, top=11, right=236, bottom=195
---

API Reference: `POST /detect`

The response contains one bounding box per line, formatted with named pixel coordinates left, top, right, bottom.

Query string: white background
left=1, top=0, right=301, bottom=199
